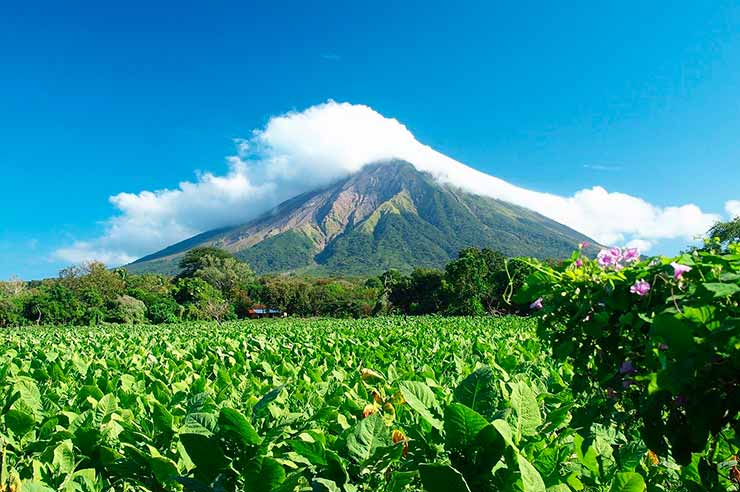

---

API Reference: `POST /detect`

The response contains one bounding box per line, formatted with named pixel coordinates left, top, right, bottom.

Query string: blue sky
left=2, top=1, right=739, bottom=279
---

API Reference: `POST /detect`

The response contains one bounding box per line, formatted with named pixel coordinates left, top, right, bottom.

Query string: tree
left=24, top=283, right=84, bottom=325
left=379, top=269, right=411, bottom=313
left=407, top=268, right=446, bottom=314
left=708, top=216, right=740, bottom=247
left=443, top=248, right=508, bottom=315
left=0, top=276, right=25, bottom=297
left=110, top=295, right=147, bottom=324
left=174, top=277, right=234, bottom=321
left=126, top=273, right=180, bottom=323
left=0, top=297, right=22, bottom=327
left=178, top=247, right=236, bottom=278
left=189, top=255, right=256, bottom=295
left=58, top=261, right=125, bottom=302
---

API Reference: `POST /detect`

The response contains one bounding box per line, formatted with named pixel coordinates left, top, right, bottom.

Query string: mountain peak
left=127, top=161, right=595, bottom=276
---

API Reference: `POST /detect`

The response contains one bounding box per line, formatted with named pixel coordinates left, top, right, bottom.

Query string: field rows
left=1, top=317, right=676, bottom=491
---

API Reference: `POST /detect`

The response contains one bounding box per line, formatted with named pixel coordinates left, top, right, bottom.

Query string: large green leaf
left=179, top=433, right=228, bottom=479
left=545, top=485, right=571, bottom=492
left=418, top=463, right=471, bottom=492
left=243, top=457, right=286, bottom=492
left=346, top=413, right=390, bottom=463
left=509, top=381, right=541, bottom=439
left=218, top=407, right=261, bottom=447
left=288, top=438, right=327, bottom=466
left=387, top=471, right=418, bottom=492
left=518, top=454, right=546, bottom=492
left=253, top=386, right=284, bottom=418
left=702, top=282, right=740, bottom=298
left=180, top=412, right=218, bottom=436
left=150, top=456, right=179, bottom=483
left=95, top=393, right=117, bottom=424
left=444, top=403, right=488, bottom=451
left=399, top=381, right=442, bottom=430
left=52, top=440, right=76, bottom=474
left=5, top=409, right=36, bottom=436
left=609, top=472, right=646, bottom=492
left=151, top=400, right=174, bottom=433
left=453, top=367, right=498, bottom=419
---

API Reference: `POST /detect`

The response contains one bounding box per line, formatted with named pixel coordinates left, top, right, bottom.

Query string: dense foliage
left=0, top=247, right=529, bottom=327
left=522, top=241, right=740, bottom=490
left=0, top=316, right=683, bottom=492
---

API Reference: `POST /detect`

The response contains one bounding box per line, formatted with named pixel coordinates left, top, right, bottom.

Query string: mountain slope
left=126, top=160, right=596, bottom=276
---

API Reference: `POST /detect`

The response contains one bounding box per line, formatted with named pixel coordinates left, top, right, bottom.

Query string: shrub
left=110, top=295, right=147, bottom=324
left=522, top=242, right=740, bottom=467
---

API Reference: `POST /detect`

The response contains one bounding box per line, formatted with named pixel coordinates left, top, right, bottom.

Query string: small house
left=247, top=305, right=285, bottom=319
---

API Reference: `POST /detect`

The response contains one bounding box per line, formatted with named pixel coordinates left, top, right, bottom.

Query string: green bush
left=522, top=242, right=740, bottom=477
left=110, top=295, right=147, bottom=324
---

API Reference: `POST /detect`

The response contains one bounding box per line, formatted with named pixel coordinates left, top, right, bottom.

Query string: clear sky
left=2, top=1, right=739, bottom=279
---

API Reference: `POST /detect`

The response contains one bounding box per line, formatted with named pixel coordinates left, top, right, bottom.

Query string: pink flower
left=670, top=262, right=692, bottom=279
left=630, top=279, right=651, bottom=296
left=575, top=258, right=583, bottom=267
left=579, top=241, right=590, bottom=249
left=529, top=297, right=543, bottom=310
left=597, top=248, right=619, bottom=268
left=623, top=248, right=640, bottom=263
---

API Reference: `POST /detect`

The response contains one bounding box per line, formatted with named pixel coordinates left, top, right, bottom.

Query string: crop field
left=0, top=316, right=692, bottom=492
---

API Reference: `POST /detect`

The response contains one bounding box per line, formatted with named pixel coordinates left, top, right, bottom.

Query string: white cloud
left=54, top=241, right=137, bottom=266
left=625, top=239, right=654, bottom=253
left=53, top=100, right=722, bottom=265
left=726, top=200, right=740, bottom=218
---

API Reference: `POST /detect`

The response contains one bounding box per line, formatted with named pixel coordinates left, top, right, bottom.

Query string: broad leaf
left=244, top=457, right=286, bottom=492
left=179, top=433, right=228, bottom=480
left=399, top=381, right=442, bottom=430
left=509, top=381, right=541, bottom=439
left=444, top=403, right=488, bottom=451
left=418, top=463, right=471, bottom=492
left=609, top=472, right=646, bottom=492
left=453, top=367, right=498, bottom=419
left=346, top=413, right=390, bottom=463
left=518, top=454, right=546, bottom=492
left=702, top=282, right=740, bottom=298
left=219, top=407, right=261, bottom=447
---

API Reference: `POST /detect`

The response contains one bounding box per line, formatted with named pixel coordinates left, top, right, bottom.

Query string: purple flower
left=670, top=262, right=692, bottom=280
left=623, top=248, right=640, bottom=263
left=619, top=360, right=636, bottom=375
left=630, top=279, right=651, bottom=296
left=622, top=379, right=634, bottom=389
left=575, top=258, right=583, bottom=268
left=529, top=297, right=543, bottom=310
left=597, top=248, right=619, bottom=268
left=579, top=241, right=590, bottom=249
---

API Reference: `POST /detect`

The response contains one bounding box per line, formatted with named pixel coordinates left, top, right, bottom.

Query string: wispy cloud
left=53, top=100, right=723, bottom=266
left=583, top=164, right=623, bottom=172
left=320, top=53, right=341, bottom=61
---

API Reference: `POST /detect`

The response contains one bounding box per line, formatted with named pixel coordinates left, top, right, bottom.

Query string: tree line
left=0, top=246, right=534, bottom=327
